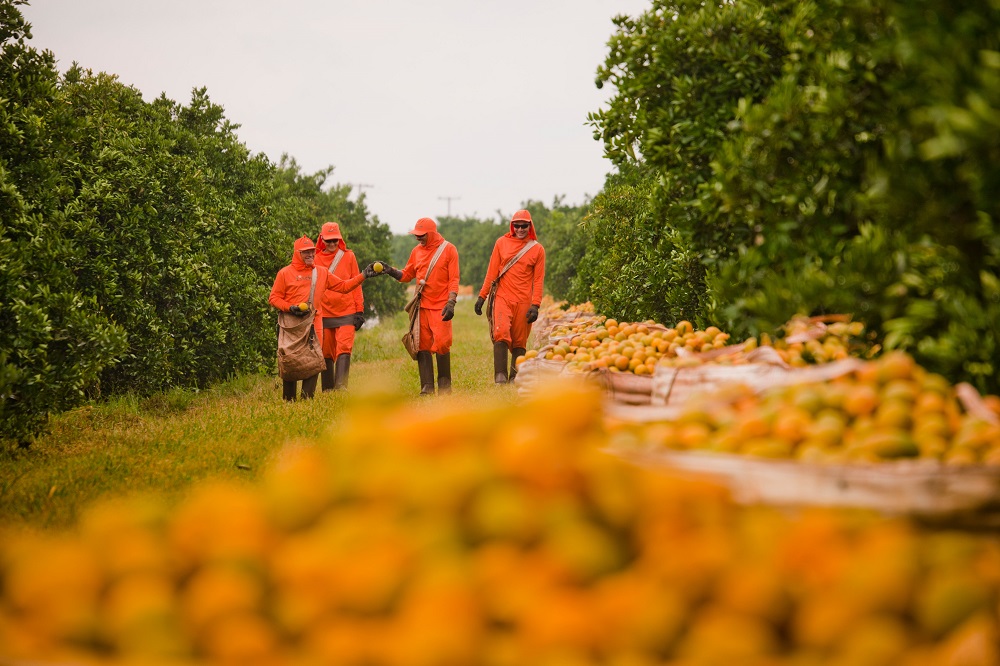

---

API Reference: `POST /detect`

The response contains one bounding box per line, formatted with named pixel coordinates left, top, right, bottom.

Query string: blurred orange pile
left=615, top=351, right=1000, bottom=465
left=2, top=383, right=1000, bottom=665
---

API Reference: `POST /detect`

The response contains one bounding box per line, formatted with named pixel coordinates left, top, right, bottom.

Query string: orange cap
left=320, top=221, right=342, bottom=240
left=408, top=217, right=437, bottom=235
left=511, top=210, right=532, bottom=224
left=294, top=235, right=315, bottom=252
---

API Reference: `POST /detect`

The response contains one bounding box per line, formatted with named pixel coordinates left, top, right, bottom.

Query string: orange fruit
left=843, top=384, right=879, bottom=417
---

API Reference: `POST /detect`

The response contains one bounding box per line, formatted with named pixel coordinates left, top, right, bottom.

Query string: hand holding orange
left=373, top=262, right=384, bottom=273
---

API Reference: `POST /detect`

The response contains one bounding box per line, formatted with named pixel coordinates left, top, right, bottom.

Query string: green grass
left=0, top=298, right=518, bottom=529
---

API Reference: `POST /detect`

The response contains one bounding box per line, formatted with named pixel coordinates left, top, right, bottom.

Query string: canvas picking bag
left=401, top=241, right=450, bottom=360
left=276, top=268, right=326, bottom=381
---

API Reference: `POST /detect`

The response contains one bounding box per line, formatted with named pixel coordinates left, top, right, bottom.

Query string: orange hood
left=507, top=209, right=537, bottom=241
left=316, top=221, right=347, bottom=252
left=291, top=235, right=315, bottom=270
left=409, top=216, right=444, bottom=249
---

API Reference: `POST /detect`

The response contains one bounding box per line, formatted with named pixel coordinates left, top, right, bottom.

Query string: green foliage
left=573, top=166, right=706, bottom=326
left=1, top=5, right=127, bottom=444
left=584, top=0, right=788, bottom=326
left=0, top=1, right=404, bottom=442
left=592, top=0, right=1000, bottom=392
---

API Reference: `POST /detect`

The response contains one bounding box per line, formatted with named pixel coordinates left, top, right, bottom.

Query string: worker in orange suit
left=475, top=209, right=545, bottom=384
left=270, top=235, right=381, bottom=401
left=314, top=221, right=365, bottom=391
left=380, top=217, right=460, bottom=395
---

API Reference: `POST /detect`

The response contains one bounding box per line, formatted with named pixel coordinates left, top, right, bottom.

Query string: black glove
left=289, top=304, right=309, bottom=316
left=362, top=263, right=380, bottom=278
left=383, top=264, right=403, bottom=280
left=442, top=293, right=457, bottom=322
left=474, top=296, right=485, bottom=316
left=353, top=312, right=365, bottom=329
left=526, top=304, right=539, bottom=324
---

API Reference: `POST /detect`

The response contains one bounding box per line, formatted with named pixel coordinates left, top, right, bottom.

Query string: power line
left=349, top=183, right=374, bottom=197
left=438, top=196, right=461, bottom=217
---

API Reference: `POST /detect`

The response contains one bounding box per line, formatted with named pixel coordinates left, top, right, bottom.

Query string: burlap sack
left=277, top=310, right=325, bottom=381
left=401, top=293, right=421, bottom=360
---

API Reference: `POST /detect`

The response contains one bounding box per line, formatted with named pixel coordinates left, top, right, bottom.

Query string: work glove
left=441, top=293, right=458, bottom=322
left=383, top=264, right=403, bottom=280
left=288, top=304, right=309, bottom=316
left=526, top=304, right=539, bottom=324
left=474, top=296, right=485, bottom=316
left=353, top=311, right=365, bottom=330
left=362, top=263, right=380, bottom=278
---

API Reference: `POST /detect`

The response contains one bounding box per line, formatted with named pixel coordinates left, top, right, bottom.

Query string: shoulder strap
left=307, top=268, right=319, bottom=307
left=416, top=241, right=450, bottom=296
left=326, top=249, right=346, bottom=275
left=493, top=240, right=537, bottom=286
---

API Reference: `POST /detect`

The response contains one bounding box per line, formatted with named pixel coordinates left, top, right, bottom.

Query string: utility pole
left=349, top=183, right=374, bottom=197
left=438, top=196, right=461, bottom=217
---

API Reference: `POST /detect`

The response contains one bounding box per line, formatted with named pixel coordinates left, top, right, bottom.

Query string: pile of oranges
left=616, top=351, right=1000, bottom=464
left=529, top=311, right=877, bottom=377
left=744, top=316, right=875, bottom=367
left=524, top=319, right=732, bottom=376
left=3, top=383, right=1000, bottom=665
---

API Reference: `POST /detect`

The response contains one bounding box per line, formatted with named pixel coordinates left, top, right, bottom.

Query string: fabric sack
left=401, top=293, right=421, bottom=360
left=277, top=310, right=326, bottom=381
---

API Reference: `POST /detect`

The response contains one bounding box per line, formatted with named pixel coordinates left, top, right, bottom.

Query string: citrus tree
left=591, top=0, right=1000, bottom=392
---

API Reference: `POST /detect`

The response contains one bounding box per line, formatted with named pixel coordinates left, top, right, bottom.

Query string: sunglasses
left=512, top=223, right=530, bottom=229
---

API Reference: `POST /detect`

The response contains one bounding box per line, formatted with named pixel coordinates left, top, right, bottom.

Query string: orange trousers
left=491, top=296, right=532, bottom=349
left=418, top=308, right=452, bottom=354
left=322, top=325, right=356, bottom=359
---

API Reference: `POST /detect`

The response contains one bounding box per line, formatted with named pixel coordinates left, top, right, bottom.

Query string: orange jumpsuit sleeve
left=399, top=247, right=419, bottom=283
left=349, top=254, right=364, bottom=313
left=478, top=240, right=502, bottom=299
left=446, top=244, right=460, bottom=295
left=269, top=269, right=292, bottom=311
left=326, top=272, right=366, bottom=294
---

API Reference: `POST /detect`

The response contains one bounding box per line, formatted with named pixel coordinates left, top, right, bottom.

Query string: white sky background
left=20, top=1, right=651, bottom=234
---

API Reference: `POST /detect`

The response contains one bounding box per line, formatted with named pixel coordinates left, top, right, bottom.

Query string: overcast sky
left=20, top=1, right=650, bottom=234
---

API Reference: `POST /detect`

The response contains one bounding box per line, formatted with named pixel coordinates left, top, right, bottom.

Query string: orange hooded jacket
left=269, top=236, right=327, bottom=338
left=478, top=213, right=545, bottom=306
left=315, top=223, right=364, bottom=318
left=398, top=218, right=460, bottom=309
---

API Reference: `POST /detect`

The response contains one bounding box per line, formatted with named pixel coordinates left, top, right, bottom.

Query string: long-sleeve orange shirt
left=478, top=234, right=546, bottom=306
left=399, top=236, right=460, bottom=309
left=315, top=247, right=364, bottom=317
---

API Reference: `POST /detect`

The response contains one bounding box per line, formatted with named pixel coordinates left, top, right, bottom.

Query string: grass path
left=0, top=298, right=517, bottom=529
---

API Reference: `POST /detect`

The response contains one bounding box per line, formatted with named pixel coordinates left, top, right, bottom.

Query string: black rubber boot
left=436, top=352, right=452, bottom=394
left=417, top=351, right=435, bottom=395
left=493, top=341, right=509, bottom=384
left=300, top=374, right=318, bottom=400
left=334, top=353, right=351, bottom=390
left=282, top=380, right=297, bottom=402
left=321, top=358, right=335, bottom=392
left=510, top=347, right=526, bottom=383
